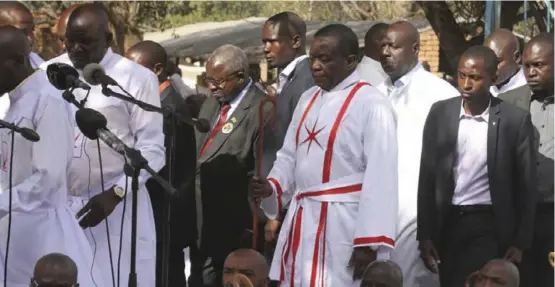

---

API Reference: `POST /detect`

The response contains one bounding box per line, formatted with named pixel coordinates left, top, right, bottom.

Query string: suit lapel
left=199, top=85, right=256, bottom=162
left=445, top=97, right=462, bottom=200
left=487, top=97, right=501, bottom=179
left=280, top=58, right=306, bottom=95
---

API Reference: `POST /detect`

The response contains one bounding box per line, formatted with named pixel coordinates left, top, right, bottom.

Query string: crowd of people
left=0, top=1, right=551, bottom=287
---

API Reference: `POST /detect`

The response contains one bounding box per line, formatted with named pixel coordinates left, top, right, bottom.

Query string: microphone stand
left=101, top=84, right=185, bottom=287
left=64, top=89, right=176, bottom=287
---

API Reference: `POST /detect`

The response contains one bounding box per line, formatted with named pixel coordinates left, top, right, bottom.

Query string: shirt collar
left=385, top=62, right=421, bottom=90
left=490, top=68, right=527, bottom=95
left=228, top=79, right=252, bottom=108
left=280, top=55, right=308, bottom=80
left=459, top=99, right=491, bottom=122
left=98, top=48, right=114, bottom=68
left=8, top=70, right=42, bottom=103
left=322, top=70, right=360, bottom=95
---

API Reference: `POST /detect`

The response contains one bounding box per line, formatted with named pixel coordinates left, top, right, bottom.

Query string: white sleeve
left=353, top=97, right=398, bottom=256
left=0, top=98, right=72, bottom=213
left=114, top=73, right=166, bottom=194
left=261, top=89, right=315, bottom=219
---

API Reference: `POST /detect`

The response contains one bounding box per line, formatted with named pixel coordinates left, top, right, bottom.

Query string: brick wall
left=418, top=28, right=441, bottom=76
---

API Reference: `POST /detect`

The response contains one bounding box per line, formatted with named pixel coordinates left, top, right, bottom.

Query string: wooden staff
left=253, top=96, right=276, bottom=249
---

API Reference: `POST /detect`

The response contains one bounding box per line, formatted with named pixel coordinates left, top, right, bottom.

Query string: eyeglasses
left=30, top=278, right=79, bottom=287
left=204, top=71, right=240, bottom=89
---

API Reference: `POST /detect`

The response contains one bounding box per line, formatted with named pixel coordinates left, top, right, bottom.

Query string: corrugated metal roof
left=159, top=18, right=430, bottom=59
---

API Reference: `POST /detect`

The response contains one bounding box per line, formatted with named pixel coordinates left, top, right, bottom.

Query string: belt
left=451, top=204, right=493, bottom=215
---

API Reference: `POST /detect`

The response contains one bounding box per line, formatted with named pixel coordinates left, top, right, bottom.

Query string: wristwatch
left=112, top=185, right=126, bottom=199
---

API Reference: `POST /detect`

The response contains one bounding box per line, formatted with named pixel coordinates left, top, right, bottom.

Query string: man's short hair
left=463, top=45, right=498, bottom=77
left=208, top=44, right=250, bottom=75
left=266, top=11, right=307, bottom=41
left=314, top=23, right=359, bottom=58
left=365, top=22, right=389, bottom=45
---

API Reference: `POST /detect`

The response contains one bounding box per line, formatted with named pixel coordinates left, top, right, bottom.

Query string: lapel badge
left=231, top=117, right=237, bottom=123
left=222, top=122, right=234, bottom=134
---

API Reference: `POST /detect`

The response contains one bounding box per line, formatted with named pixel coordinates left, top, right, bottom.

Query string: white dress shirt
left=277, top=55, right=308, bottom=94
left=452, top=102, right=492, bottom=205
left=213, top=79, right=252, bottom=125
left=356, top=55, right=388, bottom=86
left=490, top=69, right=527, bottom=97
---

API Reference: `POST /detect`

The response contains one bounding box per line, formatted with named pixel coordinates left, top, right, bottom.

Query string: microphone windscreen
left=83, top=63, right=104, bottom=86
left=195, top=118, right=211, bottom=133
left=75, top=108, right=108, bottom=140
left=19, top=127, right=40, bottom=142
left=46, top=63, right=79, bottom=90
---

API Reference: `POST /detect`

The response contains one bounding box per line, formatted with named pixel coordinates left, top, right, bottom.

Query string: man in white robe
left=252, top=24, right=398, bottom=287
left=42, top=4, right=164, bottom=287
left=376, top=21, right=459, bottom=287
left=0, top=26, right=102, bottom=287
left=0, top=1, right=44, bottom=70
left=357, top=22, right=389, bottom=86
left=483, top=29, right=527, bottom=96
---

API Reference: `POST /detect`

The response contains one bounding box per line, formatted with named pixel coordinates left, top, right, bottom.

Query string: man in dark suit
left=417, top=46, right=537, bottom=287
left=260, top=11, right=315, bottom=265
left=498, top=33, right=554, bottom=287
left=192, top=44, right=272, bottom=287
left=126, top=40, right=200, bottom=287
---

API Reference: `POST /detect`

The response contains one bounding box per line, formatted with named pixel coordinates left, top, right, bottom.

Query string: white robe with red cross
left=262, top=71, right=398, bottom=287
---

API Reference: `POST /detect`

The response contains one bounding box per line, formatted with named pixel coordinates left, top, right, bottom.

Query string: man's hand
left=250, top=176, right=273, bottom=200
left=348, top=246, right=377, bottom=280
left=264, top=219, right=281, bottom=242
left=419, top=240, right=441, bottom=274
left=76, top=187, right=122, bottom=228
left=503, top=246, right=523, bottom=264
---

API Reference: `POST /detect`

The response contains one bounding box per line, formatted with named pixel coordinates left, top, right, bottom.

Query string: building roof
left=158, top=18, right=430, bottom=60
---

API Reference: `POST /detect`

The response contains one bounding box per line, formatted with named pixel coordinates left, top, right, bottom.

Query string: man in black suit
left=417, top=46, right=537, bottom=287
left=192, top=44, right=272, bottom=287
left=260, top=11, right=315, bottom=263
left=126, top=40, right=200, bottom=287
left=498, top=33, right=554, bottom=287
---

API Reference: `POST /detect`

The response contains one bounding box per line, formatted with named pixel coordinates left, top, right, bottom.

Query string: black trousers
left=439, top=205, right=503, bottom=287
left=520, top=203, right=554, bottom=287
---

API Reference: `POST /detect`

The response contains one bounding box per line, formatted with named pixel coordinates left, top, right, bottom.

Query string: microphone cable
left=83, top=140, right=100, bottom=287
left=116, top=157, right=128, bottom=287
left=95, top=138, right=117, bottom=287
left=3, top=131, right=15, bottom=286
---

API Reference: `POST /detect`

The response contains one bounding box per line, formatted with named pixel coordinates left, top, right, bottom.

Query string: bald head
left=381, top=21, right=420, bottom=82
left=33, top=253, right=78, bottom=286
left=484, top=29, right=521, bottom=86
left=65, top=3, right=112, bottom=69
left=472, top=259, right=519, bottom=287
left=126, top=40, right=168, bottom=82
left=223, top=249, right=269, bottom=287
left=361, top=260, right=403, bottom=287
left=57, top=4, right=82, bottom=39
left=0, top=1, right=34, bottom=45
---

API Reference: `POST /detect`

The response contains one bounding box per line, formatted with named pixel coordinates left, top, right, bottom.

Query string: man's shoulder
left=414, top=69, right=459, bottom=97
left=286, top=58, right=315, bottom=91
left=109, top=53, right=157, bottom=84
left=497, top=85, right=532, bottom=103
left=496, top=97, right=530, bottom=120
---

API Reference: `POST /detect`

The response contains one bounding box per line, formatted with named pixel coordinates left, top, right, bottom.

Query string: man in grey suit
left=260, top=12, right=315, bottom=243
left=191, top=44, right=272, bottom=287
left=498, top=33, right=553, bottom=287
left=417, top=46, right=537, bottom=287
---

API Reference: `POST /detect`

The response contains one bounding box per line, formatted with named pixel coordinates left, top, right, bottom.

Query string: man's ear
left=412, top=42, right=420, bottom=57
left=153, top=63, right=165, bottom=77
left=292, top=34, right=302, bottom=49
left=345, top=54, right=358, bottom=70
left=106, top=31, right=113, bottom=46
left=513, top=50, right=522, bottom=65
left=237, top=72, right=245, bottom=83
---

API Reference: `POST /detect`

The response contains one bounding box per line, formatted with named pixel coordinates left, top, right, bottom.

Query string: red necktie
left=200, top=103, right=230, bottom=157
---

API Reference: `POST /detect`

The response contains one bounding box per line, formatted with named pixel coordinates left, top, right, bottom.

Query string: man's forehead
left=524, top=43, right=553, bottom=58
left=311, top=36, right=339, bottom=52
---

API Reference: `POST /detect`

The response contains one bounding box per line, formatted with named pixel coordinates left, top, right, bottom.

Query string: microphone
left=83, top=63, right=118, bottom=86
left=75, top=108, right=125, bottom=154
left=0, top=119, right=40, bottom=142
left=46, top=63, right=91, bottom=91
